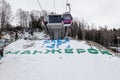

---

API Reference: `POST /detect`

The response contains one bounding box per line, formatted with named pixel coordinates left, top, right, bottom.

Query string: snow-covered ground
left=0, top=34, right=120, bottom=80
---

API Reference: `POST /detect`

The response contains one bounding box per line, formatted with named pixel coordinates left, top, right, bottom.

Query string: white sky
left=7, top=0, right=120, bottom=29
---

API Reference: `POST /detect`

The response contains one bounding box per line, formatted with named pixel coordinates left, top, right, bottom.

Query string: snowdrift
left=0, top=39, right=120, bottom=80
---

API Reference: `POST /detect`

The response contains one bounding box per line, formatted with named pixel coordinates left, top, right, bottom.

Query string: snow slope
left=0, top=39, right=120, bottom=80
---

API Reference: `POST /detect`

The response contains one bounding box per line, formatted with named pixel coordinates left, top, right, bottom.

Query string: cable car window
left=64, top=16, right=71, bottom=19
left=63, top=14, right=72, bottom=20
left=49, top=15, right=62, bottom=23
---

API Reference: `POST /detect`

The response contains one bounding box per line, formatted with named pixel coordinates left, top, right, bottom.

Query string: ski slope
left=0, top=38, right=120, bottom=80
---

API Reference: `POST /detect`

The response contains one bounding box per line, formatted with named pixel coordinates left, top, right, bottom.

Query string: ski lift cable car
left=46, top=0, right=63, bottom=29
left=47, top=1, right=73, bottom=28
left=37, top=0, right=73, bottom=28
left=62, top=13, right=73, bottom=26
left=62, top=1, right=73, bottom=27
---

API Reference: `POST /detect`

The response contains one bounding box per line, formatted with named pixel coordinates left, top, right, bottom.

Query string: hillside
left=0, top=38, right=120, bottom=80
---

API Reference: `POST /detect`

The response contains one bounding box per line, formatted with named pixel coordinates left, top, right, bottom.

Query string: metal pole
left=53, top=0, right=56, bottom=14
left=118, top=37, right=120, bottom=56
left=117, top=37, right=120, bottom=56
left=65, top=0, right=68, bottom=12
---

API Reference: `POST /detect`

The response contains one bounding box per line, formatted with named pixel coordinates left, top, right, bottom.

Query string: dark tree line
left=68, top=20, right=120, bottom=48
left=85, top=27, right=120, bottom=47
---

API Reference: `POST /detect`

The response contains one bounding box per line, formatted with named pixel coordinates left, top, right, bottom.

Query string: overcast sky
left=7, top=0, right=120, bottom=29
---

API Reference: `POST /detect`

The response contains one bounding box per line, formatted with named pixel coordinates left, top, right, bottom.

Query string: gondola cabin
left=62, top=13, right=73, bottom=26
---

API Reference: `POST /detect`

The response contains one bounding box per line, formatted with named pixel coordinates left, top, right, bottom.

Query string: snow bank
left=0, top=39, right=120, bottom=80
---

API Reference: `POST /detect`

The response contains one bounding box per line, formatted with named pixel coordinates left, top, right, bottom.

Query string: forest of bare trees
left=0, top=0, right=12, bottom=30
left=69, top=20, right=120, bottom=48
left=0, top=0, right=120, bottom=50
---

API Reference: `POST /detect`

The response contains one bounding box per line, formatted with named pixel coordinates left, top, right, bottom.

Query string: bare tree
left=79, top=19, right=88, bottom=40
left=70, top=22, right=78, bottom=38
left=90, top=24, right=97, bottom=41
left=29, top=10, right=43, bottom=30
left=0, top=0, right=12, bottom=29
left=98, top=26, right=110, bottom=47
left=16, top=9, right=30, bottom=28
left=30, top=10, right=41, bottom=21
